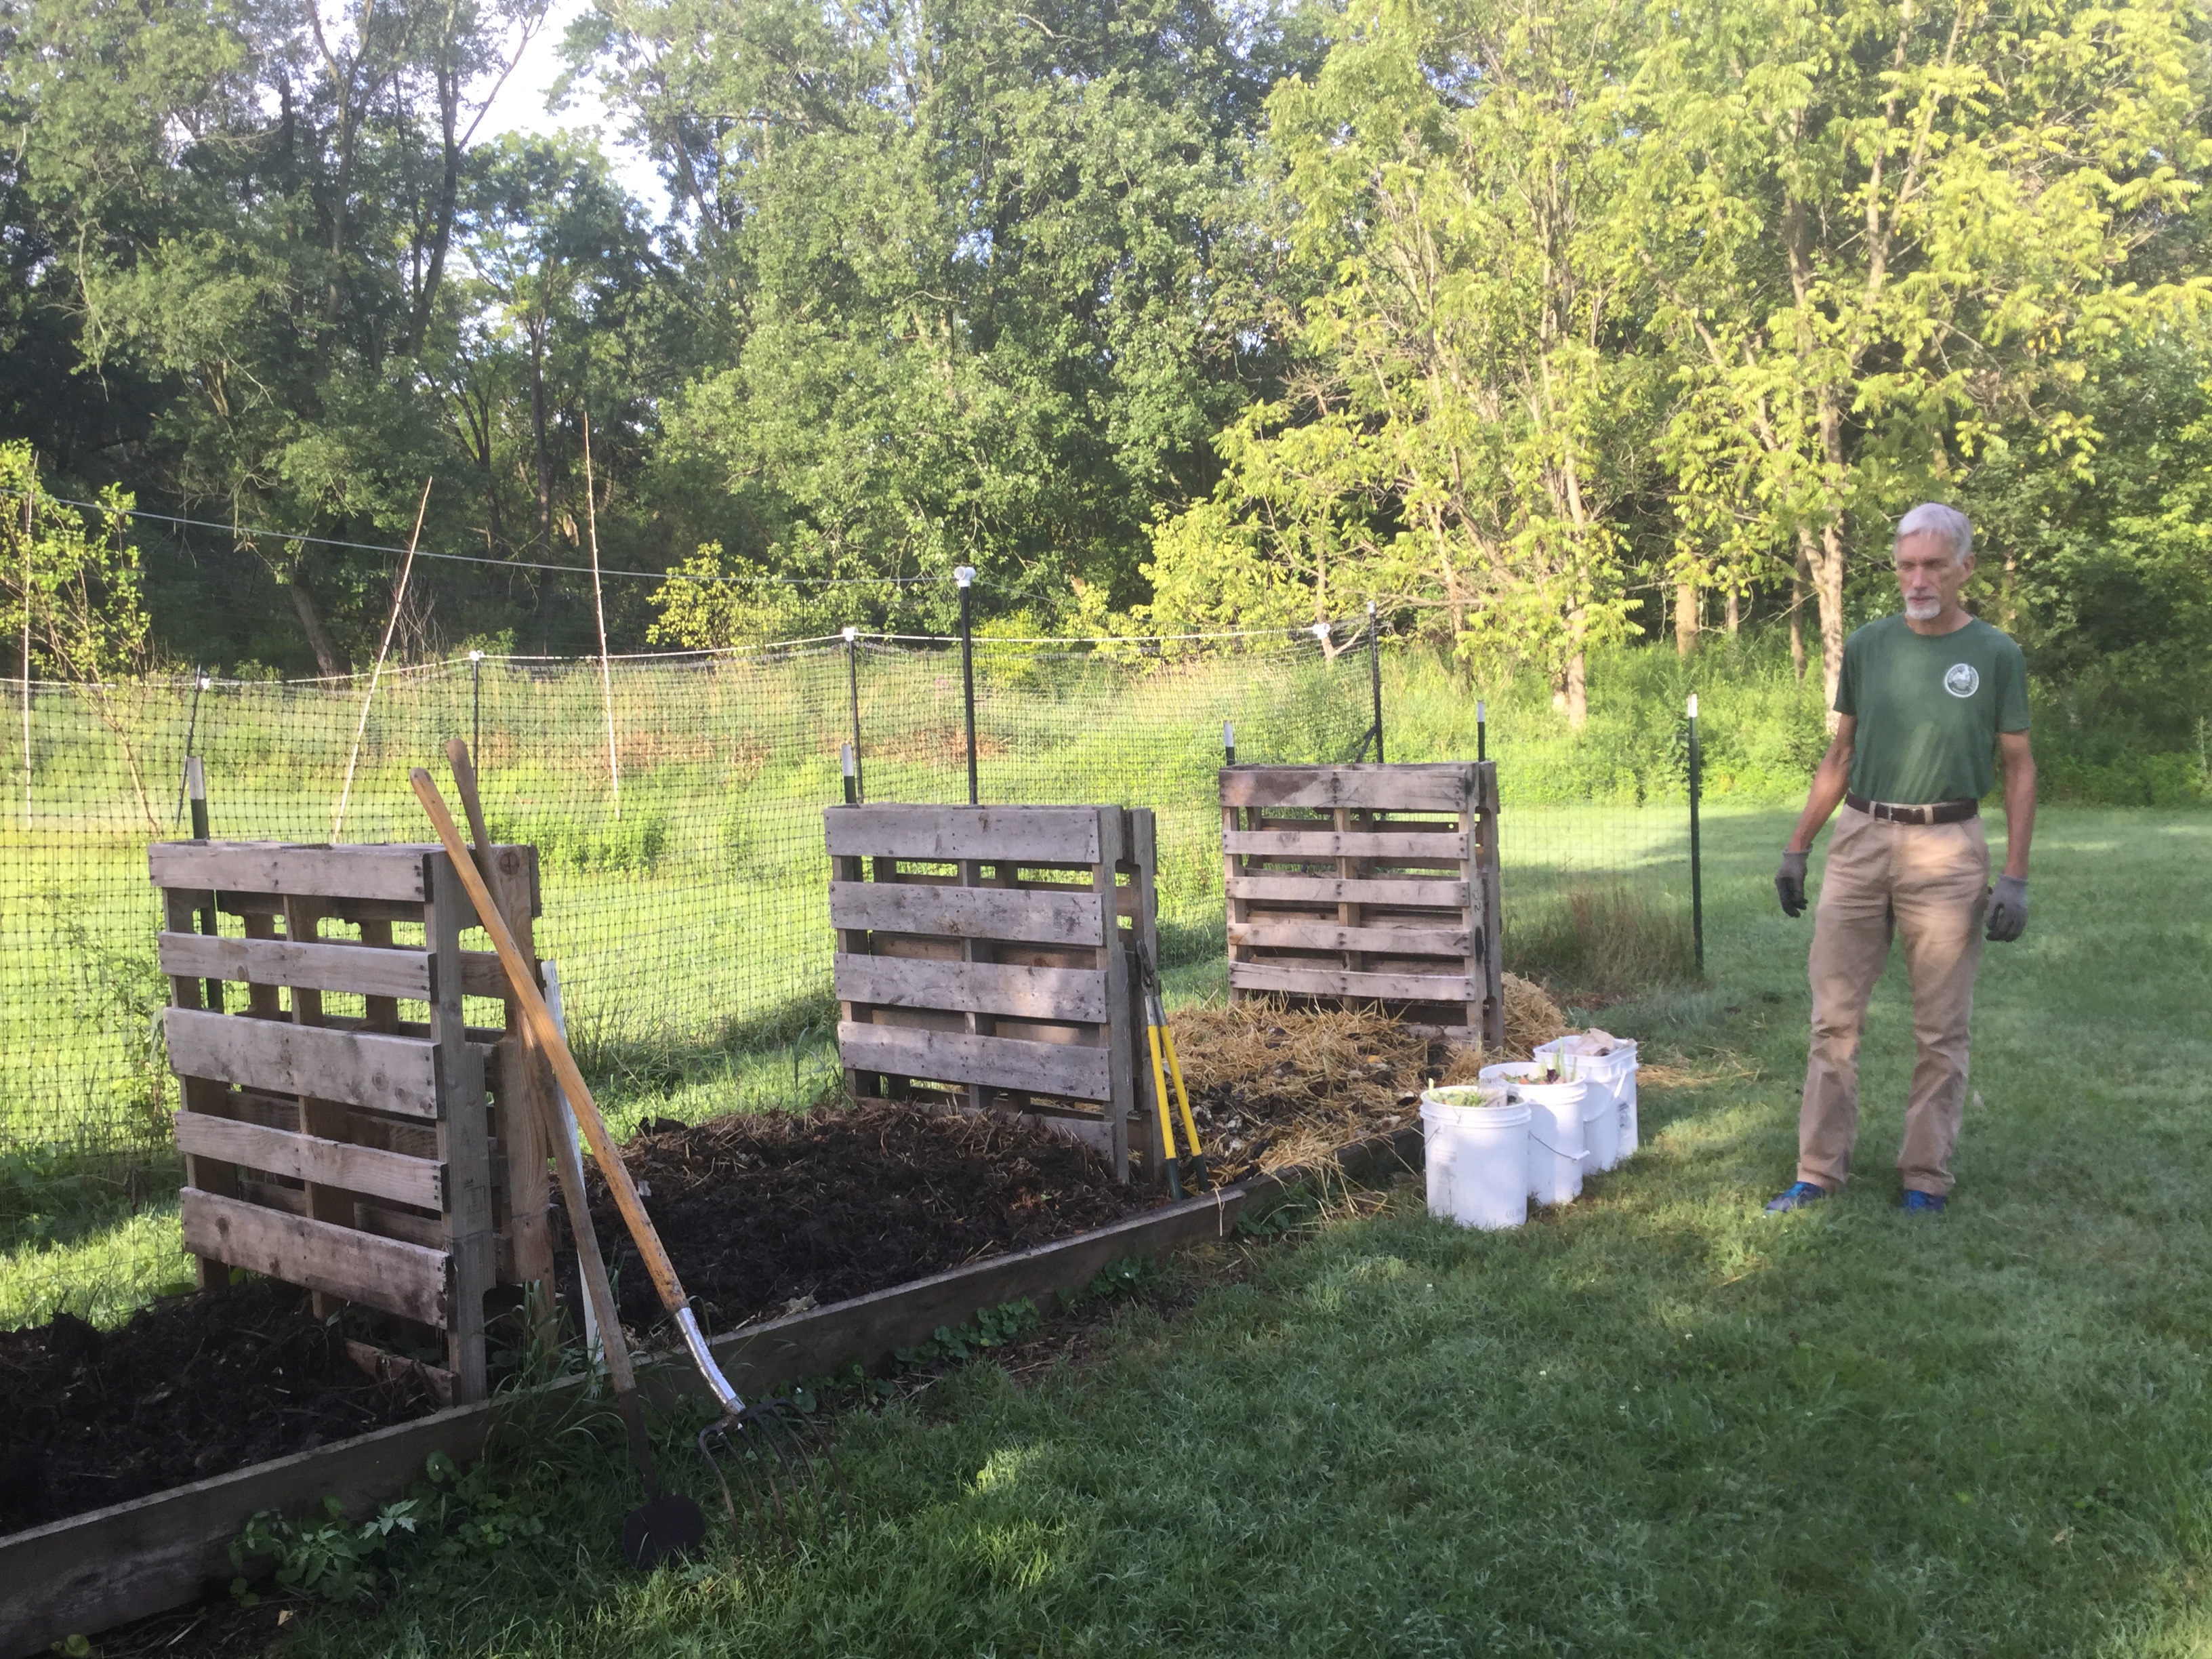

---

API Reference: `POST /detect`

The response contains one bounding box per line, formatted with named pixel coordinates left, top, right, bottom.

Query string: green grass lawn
left=174, top=803, right=2205, bottom=1657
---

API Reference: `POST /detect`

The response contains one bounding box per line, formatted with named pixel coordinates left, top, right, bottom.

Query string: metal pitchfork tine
left=410, top=764, right=844, bottom=1561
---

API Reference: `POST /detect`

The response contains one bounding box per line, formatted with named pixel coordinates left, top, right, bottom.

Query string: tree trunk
left=1790, top=527, right=1816, bottom=682
left=529, top=321, right=553, bottom=556
left=406, top=62, right=464, bottom=358
left=1675, top=579, right=1699, bottom=658
left=287, top=579, right=347, bottom=678
left=1725, top=588, right=1740, bottom=636
left=1814, top=519, right=1847, bottom=729
left=1552, top=652, right=1588, bottom=728
left=1999, top=549, right=2018, bottom=633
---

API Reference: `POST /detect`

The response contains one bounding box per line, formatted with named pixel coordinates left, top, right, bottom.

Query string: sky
left=470, top=0, right=672, bottom=219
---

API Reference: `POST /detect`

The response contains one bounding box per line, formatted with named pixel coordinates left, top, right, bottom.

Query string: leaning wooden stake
left=408, top=766, right=737, bottom=1411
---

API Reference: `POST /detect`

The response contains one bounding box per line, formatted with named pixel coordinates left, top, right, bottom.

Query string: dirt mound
left=579, top=1100, right=1157, bottom=1339
left=0, top=1279, right=440, bottom=1534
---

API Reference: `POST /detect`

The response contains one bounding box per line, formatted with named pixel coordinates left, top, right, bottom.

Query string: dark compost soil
left=578, top=1100, right=1160, bottom=1337
left=0, top=1279, right=442, bottom=1535
left=3, top=1099, right=1160, bottom=1538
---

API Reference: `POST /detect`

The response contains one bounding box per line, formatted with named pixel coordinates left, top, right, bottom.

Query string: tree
left=586, top=0, right=1318, bottom=629
left=0, top=441, right=162, bottom=829
left=1628, top=0, right=2209, bottom=710
left=1141, top=0, right=1658, bottom=722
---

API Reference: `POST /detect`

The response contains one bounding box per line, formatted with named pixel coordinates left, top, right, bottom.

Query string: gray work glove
left=1986, top=875, right=2028, bottom=943
left=1776, top=850, right=1809, bottom=918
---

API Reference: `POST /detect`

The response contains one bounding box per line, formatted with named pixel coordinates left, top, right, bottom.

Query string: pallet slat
left=828, top=881, right=1104, bottom=946
left=834, top=954, right=1108, bottom=1023
left=1223, top=829, right=1471, bottom=860
left=173, top=1111, right=443, bottom=1210
left=180, top=1189, right=449, bottom=1326
left=163, top=1008, right=445, bottom=1118
left=1227, top=920, right=1470, bottom=956
left=1220, top=764, right=1471, bottom=811
left=825, top=805, right=1102, bottom=865
left=150, top=843, right=433, bottom=903
left=1226, top=875, right=1469, bottom=907
left=157, top=933, right=434, bottom=1000
left=838, top=1019, right=1112, bottom=1103
left=1229, top=962, right=1477, bottom=1003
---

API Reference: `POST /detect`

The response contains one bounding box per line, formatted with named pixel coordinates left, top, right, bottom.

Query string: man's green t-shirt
left=1834, top=614, right=2031, bottom=804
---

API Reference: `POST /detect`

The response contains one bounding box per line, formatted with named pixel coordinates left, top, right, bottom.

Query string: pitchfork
left=411, top=766, right=842, bottom=1561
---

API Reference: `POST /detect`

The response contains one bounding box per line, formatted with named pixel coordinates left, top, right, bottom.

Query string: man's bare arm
left=1787, top=715, right=1857, bottom=854
left=1998, top=729, right=2035, bottom=879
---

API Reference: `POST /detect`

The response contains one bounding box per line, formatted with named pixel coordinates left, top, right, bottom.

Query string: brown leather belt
left=1845, top=792, right=1979, bottom=825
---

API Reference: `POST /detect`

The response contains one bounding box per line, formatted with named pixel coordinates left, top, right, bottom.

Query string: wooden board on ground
left=0, top=1126, right=1418, bottom=1659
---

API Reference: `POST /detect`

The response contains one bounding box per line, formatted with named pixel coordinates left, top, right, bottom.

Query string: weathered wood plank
left=837, top=1020, right=1111, bottom=1103
left=829, top=881, right=1104, bottom=947
left=163, top=1008, right=445, bottom=1118
left=1223, top=828, right=1470, bottom=861
left=824, top=805, right=1101, bottom=865
left=173, top=1111, right=443, bottom=1211
left=150, top=842, right=432, bottom=903
left=1229, top=962, right=1477, bottom=1003
left=834, top=954, right=1108, bottom=1023
left=179, top=1189, right=448, bottom=1326
left=157, top=933, right=433, bottom=1001
left=1228, top=920, right=1471, bottom=956
left=1218, top=764, right=1474, bottom=812
left=1225, top=875, right=1468, bottom=907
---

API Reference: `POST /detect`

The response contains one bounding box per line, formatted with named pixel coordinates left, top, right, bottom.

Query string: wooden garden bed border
left=0, top=1127, right=1422, bottom=1658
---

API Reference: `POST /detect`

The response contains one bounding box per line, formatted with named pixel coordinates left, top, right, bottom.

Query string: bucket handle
left=1527, top=1130, right=1581, bottom=1160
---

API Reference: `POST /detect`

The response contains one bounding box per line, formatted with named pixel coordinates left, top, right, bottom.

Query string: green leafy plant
left=226, top=1452, right=543, bottom=1607
left=891, top=1298, right=1041, bottom=1370
left=229, top=1495, right=425, bottom=1604
left=1066, top=1254, right=1164, bottom=1306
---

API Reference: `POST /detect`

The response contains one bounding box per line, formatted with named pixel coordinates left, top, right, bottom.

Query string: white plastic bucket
left=1419, top=1086, right=1529, bottom=1231
left=1537, top=1036, right=1641, bottom=1162
left=1580, top=1084, right=1617, bottom=1176
left=1482, top=1063, right=1584, bottom=1205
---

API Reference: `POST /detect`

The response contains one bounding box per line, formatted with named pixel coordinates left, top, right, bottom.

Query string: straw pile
left=1165, top=975, right=1568, bottom=1181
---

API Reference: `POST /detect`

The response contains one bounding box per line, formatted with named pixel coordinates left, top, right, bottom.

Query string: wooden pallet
left=825, top=804, right=1159, bottom=1179
left=149, top=840, right=557, bottom=1404
left=1220, top=762, right=1504, bottom=1046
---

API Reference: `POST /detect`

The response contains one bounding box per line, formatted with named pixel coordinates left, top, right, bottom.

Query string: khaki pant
left=1799, top=806, right=1989, bottom=1196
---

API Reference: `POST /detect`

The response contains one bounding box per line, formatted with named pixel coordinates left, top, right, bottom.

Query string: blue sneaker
left=1763, top=1180, right=1830, bottom=1214
left=1900, top=1189, right=1948, bottom=1214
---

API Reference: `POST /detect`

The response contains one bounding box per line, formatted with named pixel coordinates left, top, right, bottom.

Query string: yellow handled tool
left=1138, top=940, right=1206, bottom=1194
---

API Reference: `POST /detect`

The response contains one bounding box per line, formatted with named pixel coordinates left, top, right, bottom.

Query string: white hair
left=1895, top=502, right=1973, bottom=565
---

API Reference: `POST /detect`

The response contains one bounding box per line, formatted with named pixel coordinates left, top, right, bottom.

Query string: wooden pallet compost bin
left=827, top=804, right=1160, bottom=1179
left=149, top=839, right=558, bottom=1405
left=1221, top=761, right=1504, bottom=1047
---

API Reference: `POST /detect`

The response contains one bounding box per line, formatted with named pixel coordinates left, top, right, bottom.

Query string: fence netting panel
left=1, top=635, right=1691, bottom=1172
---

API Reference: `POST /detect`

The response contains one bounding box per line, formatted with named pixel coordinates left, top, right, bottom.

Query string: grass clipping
left=1165, top=975, right=1568, bottom=1183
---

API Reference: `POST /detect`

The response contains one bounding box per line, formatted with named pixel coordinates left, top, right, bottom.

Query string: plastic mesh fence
left=1, top=632, right=1693, bottom=1172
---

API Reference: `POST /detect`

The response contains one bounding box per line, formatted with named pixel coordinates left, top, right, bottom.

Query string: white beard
left=1904, top=595, right=1943, bottom=620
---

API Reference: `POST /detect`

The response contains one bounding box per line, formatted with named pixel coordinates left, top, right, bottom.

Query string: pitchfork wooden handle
left=409, top=769, right=700, bottom=1332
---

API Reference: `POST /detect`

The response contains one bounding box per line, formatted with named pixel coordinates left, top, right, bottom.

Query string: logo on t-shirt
left=1944, top=663, right=1980, bottom=698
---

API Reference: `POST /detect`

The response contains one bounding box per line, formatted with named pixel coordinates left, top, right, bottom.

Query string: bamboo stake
left=331, top=479, right=433, bottom=842
left=582, top=415, right=619, bottom=820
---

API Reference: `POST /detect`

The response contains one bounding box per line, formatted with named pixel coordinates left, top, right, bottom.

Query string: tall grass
left=1504, top=880, right=1699, bottom=996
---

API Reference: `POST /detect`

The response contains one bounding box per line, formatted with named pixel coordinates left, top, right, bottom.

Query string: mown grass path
left=190, top=809, right=2212, bottom=1653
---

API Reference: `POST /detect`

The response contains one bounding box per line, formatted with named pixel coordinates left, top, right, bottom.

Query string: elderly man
left=1765, top=504, right=2035, bottom=1216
